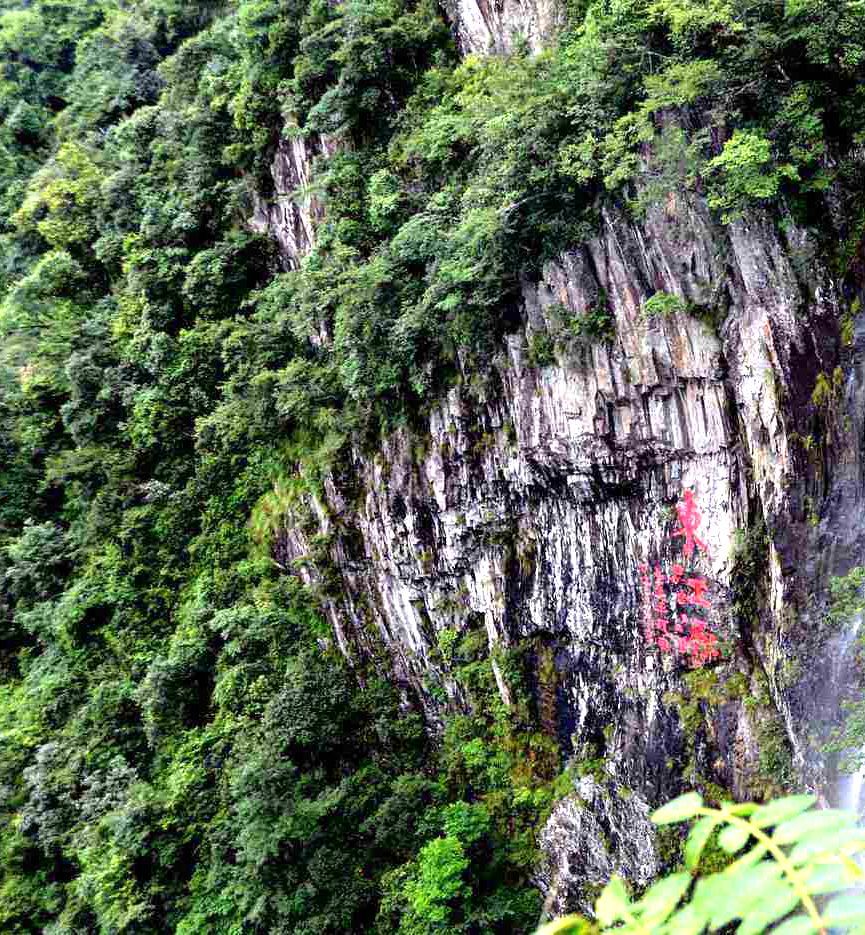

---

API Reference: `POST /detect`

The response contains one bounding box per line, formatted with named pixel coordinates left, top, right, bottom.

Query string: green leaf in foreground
left=684, top=816, right=718, bottom=870
left=724, top=842, right=769, bottom=874
left=788, top=826, right=865, bottom=865
left=636, top=871, right=691, bottom=925
left=651, top=792, right=704, bottom=825
left=595, top=876, right=631, bottom=927
left=536, top=795, right=865, bottom=935
left=801, top=861, right=859, bottom=895
left=534, top=916, right=596, bottom=935
left=773, top=809, right=854, bottom=845
left=702, top=862, right=783, bottom=929
left=718, top=824, right=750, bottom=854
left=691, top=872, right=737, bottom=927
left=660, top=903, right=706, bottom=935
left=734, top=879, right=799, bottom=935
left=751, top=795, right=816, bottom=829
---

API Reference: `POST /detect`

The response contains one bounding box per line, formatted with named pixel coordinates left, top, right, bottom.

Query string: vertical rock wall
left=248, top=1, right=865, bottom=912
left=249, top=132, right=339, bottom=271
left=274, top=189, right=865, bottom=911
left=440, top=0, right=564, bottom=53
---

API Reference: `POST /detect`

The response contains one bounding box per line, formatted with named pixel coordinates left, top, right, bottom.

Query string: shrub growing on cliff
left=528, top=331, right=557, bottom=368
left=560, top=299, right=616, bottom=343
left=706, top=130, right=799, bottom=223
left=642, top=292, right=687, bottom=319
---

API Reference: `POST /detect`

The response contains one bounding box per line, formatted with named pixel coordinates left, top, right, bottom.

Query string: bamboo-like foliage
left=537, top=792, right=865, bottom=934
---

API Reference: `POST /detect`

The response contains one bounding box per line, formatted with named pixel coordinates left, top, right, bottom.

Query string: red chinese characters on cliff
left=639, top=490, right=720, bottom=668
left=672, top=490, right=707, bottom=560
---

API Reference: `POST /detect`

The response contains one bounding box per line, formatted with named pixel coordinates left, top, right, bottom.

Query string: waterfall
left=838, top=762, right=865, bottom=816
left=834, top=612, right=865, bottom=816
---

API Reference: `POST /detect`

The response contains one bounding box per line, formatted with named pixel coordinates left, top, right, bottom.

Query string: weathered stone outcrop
left=249, top=132, right=339, bottom=271
left=536, top=778, right=660, bottom=918
left=274, top=186, right=865, bottom=912
left=441, top=0, right=564, bottom=53
left=251, top=2, right=865, bottom=913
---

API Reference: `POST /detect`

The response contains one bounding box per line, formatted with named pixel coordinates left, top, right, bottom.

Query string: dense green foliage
left=0, top=0, right=864, bottom=931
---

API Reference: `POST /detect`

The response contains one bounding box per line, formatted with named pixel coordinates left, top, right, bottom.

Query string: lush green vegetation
left=0, top=0, right=863, bottom=931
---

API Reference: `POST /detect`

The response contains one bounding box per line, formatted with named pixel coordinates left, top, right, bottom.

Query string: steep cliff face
left=6, top=1, right=865, bottom=929
left=249, top=132, right=338, bottom=271
left=248, top=2, right=865, bottom=915
left=273, top=185, right=865, bottom=909
left=536, top=777, right=660, bottom=917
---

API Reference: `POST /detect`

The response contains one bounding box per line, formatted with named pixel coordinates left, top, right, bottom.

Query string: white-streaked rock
left=273, top=189, right=861, bottom=916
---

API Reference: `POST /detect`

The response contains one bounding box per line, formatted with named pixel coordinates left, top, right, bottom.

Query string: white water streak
left=836, top=613, right=865, bottom=817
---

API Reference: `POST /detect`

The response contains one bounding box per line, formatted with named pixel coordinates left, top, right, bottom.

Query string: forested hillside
left=0, top=0, right=864, bottom=932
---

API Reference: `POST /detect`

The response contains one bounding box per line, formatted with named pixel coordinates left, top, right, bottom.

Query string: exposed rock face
left=249, top=132, right=338, bottom=270
left=276, top=188, right=865, bottom=912
left=441, top=0, right=564, bottom=53
left=536, top=778, right=660, bottom=918
left=251, top=1, right=865, bottom=911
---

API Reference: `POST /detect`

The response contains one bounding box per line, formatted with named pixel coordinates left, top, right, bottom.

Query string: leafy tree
left=405, top=836, right=471, bottom=929
left=706, top=130, right=799, bottom=222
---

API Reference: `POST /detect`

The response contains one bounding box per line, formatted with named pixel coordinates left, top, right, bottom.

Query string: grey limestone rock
left=272, top=191, right=865, bottom=913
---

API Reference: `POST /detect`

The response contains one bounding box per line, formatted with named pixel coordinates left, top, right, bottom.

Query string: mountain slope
left=0, top=0, right=864, bottom=931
